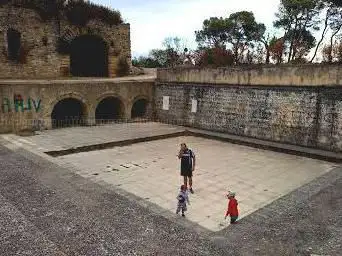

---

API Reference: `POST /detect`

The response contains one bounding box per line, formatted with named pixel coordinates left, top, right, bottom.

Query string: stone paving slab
left=1, top=122, right=184, bottom=152
left=58, top=136, right=335, bottom=232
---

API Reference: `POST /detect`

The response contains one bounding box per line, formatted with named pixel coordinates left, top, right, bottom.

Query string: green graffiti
left=32, top=99, right=41, bottom=112
left=2, top=98, right=11, bottom=113
left=14, top=98, right=24, bottom=112
left=1, top=95, right=41, bottom=113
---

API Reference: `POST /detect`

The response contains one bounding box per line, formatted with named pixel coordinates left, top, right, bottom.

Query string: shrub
left=64, top=0, right=122, bottom=26
left=1, top=0, right=123, bottom=25
left=1, top=0, right=64, bottom=21
left=194, top=47, right=234, bottom=67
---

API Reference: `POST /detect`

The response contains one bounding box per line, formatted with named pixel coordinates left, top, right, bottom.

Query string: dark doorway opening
left=131, top=99, right=148, bottom=118
left=70, top=35, right=108, bottom=77
left=7, top=28, right=21, bottom=61
left=51, top=98, right=86, bottom=128
left=95, top=97, right=124, bottom=123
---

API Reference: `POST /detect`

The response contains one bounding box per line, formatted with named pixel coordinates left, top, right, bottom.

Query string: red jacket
left=225, top=198, right=238, bottom=217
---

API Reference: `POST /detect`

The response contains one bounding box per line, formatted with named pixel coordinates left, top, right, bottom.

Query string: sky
left=93, top=0, right=282, bottom=58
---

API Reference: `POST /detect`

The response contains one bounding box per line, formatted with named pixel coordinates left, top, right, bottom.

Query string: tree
left=332, top=38, right=342, bottom=62
left=226, top=11, right=266, bottom=64
left=287, top=29, right=316, bottom=60
left=326, top=5, right=342, bottom=62
left=132, top=56, right=162, bottom=68
left=274, top=0, right=323, bottom=62
left=193, top=47, right=234, bottom=67
left=310, top=0, right=342, bottom=62
left=195, top=17, right=230, bottom=48
left=269, top=37, right=285, bottom=63
left=195, top=11, right=266, bottom=64
left=322, top=36, right=342, bottom=62
left=132, top=37, right=190, bottom=68
left=162, top=37, right=189, bottom=67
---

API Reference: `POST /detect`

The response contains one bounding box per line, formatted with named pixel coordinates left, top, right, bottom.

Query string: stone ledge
left=157, top=64, right=342, bottom=87
left=185, top=128, right=342, bottom=163
left=0, top=75, right=156, bottom=85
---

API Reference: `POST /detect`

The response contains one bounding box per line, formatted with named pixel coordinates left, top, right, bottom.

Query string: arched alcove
left=131, top=99, right=148, bottom=118
left=95, top=97, right=124, bottom=123
left=70, top=35, right=109, bottom=77
left=51, top=98, right=87, bottom=128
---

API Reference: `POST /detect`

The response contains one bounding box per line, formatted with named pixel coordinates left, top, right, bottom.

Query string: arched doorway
left=51, top=98, right=87, bottom=128
left=70, top=35, right=108, bottom=77
left=95, top=97, right=124, bottom=123
left=131, top=99, right=148, bottom=119
left=7, top=28, right=21, bottom=61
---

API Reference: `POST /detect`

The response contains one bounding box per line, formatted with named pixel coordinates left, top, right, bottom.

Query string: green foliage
left=0, top=0, right=123, bottom=25
left=195, top=17, right=230, bottom=48
left=274, top=0, right=323, bottom=62
left=326, top=0, right=342, bottom=7
left=269, top=37, right=285, bottom=63
left=133, top=37, right=189, bottom=68
left=65, top=0, right=122, bottom=26
left=132, top=56, right=161, bottom=68
left=194, top=47, right=234, bottom=67
left=195, top=11, right=266, bottom=64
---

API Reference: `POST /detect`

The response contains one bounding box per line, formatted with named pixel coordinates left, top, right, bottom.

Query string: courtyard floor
left=1, top=123, right=335, bottom=232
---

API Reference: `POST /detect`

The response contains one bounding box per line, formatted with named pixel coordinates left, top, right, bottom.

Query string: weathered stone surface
left=0, top=5, right=131, bottom=78
left=157, top=64, right=342, bottom=86
left=155, top=66, right=342, bottom=153
left=0, top=78, right=154, bottom=133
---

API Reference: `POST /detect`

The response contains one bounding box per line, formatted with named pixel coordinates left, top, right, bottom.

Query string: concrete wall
left=0, top=5, right=131, bottom=79
left=0, top=79, right=154, bottom=133
left=155, top=65, right=342, bottom=153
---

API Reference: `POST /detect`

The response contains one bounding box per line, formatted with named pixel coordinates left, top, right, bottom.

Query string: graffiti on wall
left=1, top=94, right=41, bottom=113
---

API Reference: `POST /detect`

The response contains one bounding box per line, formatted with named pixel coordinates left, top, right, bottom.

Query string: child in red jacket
left=225, top=191, right=239, bottom=224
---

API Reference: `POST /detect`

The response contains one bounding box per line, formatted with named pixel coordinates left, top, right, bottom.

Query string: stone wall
left=0, top=78, right=154, bottom=133
left=155, top=65, right=342, bottom=153
left=0, top=5, right=131, bottom=79
left=157, top=64, right=342, bottom=86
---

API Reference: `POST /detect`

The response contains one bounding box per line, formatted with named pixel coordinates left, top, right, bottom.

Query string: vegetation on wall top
left=0, top=0, right=123, bottom=26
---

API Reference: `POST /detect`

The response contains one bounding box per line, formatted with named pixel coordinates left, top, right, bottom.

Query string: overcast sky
left=93, top=0, right=281, bottom=57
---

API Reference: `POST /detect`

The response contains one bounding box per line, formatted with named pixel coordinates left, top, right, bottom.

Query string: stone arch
left=131, top=96, right=150, bottom=119
left=50, top=93, right=88, bottom=128
left=95, top=94, right=125, bottom=123
left=60, top=27, right=111, bottom=46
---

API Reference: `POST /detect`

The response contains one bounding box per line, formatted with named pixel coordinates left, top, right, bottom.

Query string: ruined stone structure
left=2, top=63, right=342, bottom=154
left=1, top=1, right=342, bottom=155
left=0, top=3, right=131, bottom=78
left=0, top=77, right=154, bottom=132
left=155, top=65, right=342, bottom=153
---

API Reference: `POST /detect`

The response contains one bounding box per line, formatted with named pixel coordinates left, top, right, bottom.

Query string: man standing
left=178, top=143, right=196, bottom=194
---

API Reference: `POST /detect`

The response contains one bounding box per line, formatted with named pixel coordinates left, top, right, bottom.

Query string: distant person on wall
left=178, top=143, right=196, bottom=194
left=225, top=191, right=239, bottom=224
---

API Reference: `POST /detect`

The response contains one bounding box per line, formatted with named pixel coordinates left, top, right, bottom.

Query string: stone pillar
left=59, top=55, right=70, bottom=77
left=108, top=56, right=118, bottom=78
left=86, top=105, right=96, bottom=126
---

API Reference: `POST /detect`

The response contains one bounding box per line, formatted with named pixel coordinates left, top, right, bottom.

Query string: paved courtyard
left=59, top=136, right=334, bottom=231
left=1, top=122, right=183, bottom=152
left=2, top=123, right=335, bottom=232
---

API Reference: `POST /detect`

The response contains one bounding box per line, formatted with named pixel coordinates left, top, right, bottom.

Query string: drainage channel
left=45, top=129, right=342, bottom=163
left=45, top=131, right=190, bottom=157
